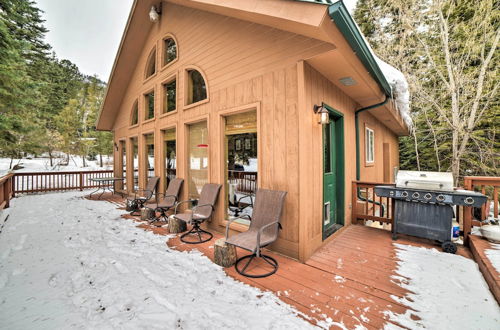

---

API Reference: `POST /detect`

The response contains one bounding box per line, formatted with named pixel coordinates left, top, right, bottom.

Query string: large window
left=225, top=110, right=257, bottom=225
left=186, top=69, right=207, bottom=105
left=131, top=137, right=139, bottom=191
left=187, top=121, right=208, bottom=199
left=144, top=134, right=155, bottom=179
left=145, top=48, right=156, bottom=79
left=163, top=78, right=176, bottom=113
left=163, top=37, right=177, bottom=66
left=120, top=140, right=126, bottom=189
left=163, top=128, right=176, bottom=189
left=131, top=101, right=138, bottom=125
left=144, top=91, right=155, bottom=120
left=365, top=126, right=375, bottom=164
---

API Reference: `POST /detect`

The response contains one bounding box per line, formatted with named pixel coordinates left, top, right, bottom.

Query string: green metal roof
left=291, top=0, right=392, bottom=97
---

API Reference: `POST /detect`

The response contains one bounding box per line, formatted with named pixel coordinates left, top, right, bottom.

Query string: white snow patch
left=385, top=243, right=500, bottom=329
left=334, top=275, right=346, bottom=283
left=485, top=243, right=500, bottom=274
left=0, top=191, right=318, bottom=329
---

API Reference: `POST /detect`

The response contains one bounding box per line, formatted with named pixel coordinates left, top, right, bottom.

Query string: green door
left=322, top=106, right=345, bottom=240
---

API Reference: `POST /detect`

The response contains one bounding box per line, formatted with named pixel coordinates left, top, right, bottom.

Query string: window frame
left=142, top=131, right=156, bottom=183
left=130, top=99, right=139, bottom=127
left=161, top=33, right=179, bottom=70
left=184, top=65, right=209, bottom=109
left=143, top=88, right=156, bottom=122
left=365, top=125, right=375, bottom=166
left=184, top=115, right=210, bottom=201
left=160, top=73, right=178, bottom=117
left=160, top=124, right=178, bottom=193
left=144, top=46, right=157, bottom=81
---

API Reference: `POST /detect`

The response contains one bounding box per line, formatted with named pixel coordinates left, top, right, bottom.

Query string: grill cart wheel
left=441, top=241, right=457, bottom=254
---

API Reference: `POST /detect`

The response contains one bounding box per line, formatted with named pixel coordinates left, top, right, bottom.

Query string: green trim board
left=322, top=103, right=345, bottom=240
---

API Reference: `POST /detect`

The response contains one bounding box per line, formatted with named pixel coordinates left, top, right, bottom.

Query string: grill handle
left=403, top=180, right=444, bottom=189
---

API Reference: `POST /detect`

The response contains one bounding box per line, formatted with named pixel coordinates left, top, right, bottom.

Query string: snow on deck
left=486, top=244, right=500, bottom=276
left=386, top=244, right=500, bottom=329
left=0, top=191, right=315, bottom=329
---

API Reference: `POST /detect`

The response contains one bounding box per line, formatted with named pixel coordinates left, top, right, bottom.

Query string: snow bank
left=385, top=244, right=500, bottom=329
left=486, top=243, right=500, bottom=275
left=0, top=191, right=316, bottom=329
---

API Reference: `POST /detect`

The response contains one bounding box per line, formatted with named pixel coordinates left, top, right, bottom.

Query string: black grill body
left=375, top=186, right=487, bottom=253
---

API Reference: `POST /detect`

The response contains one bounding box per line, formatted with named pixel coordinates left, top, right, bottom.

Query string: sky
left=34, top=0, right=357, bottom=82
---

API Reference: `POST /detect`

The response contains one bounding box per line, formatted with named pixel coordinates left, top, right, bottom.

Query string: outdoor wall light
left=313, top=104, right=330, bottom=125
left=149, top=4, right=161, bottom=23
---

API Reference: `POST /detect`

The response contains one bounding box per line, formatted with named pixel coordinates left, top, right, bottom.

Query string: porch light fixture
left=313, top=104, right=330, bottom=125
left=149, top=4, right=161, bottom=23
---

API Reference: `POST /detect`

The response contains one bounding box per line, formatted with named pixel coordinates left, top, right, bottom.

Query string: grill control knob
left=436, top=194, right=445, bottom=202
left=401, top=191, right=409, bottom=198
left=464, top=197, right=474, bottom=205
left=412, top=192, right=420, bottom=199
left=424, top=193, right=432, bottom=200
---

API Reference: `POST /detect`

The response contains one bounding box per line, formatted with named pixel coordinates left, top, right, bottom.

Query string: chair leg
left=180, top=222, right=213, bottom=244
left=234, top=253, right=278, bottom=278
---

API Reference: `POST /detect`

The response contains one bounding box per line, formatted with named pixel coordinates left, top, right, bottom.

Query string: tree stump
left=140, top=207, right=155, bottom=221
left=168, top=215, right=187, bottom=233
left=214, top=238, right=237, bottom=268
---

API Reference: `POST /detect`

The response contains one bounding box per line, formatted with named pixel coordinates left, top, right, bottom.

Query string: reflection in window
left=164, top=128, right=176, bottom=188
left=120, top=140, right=127, bottom=189
left=145, top=134, right=155, bottom=179
left=145, top=91, right=155, bottom=120
left=163, top=79, right=176, bottom=113
left=186, top=69, right=207, bottom=105
left=164, top=38, right=177, bottom=65
left=131, top=137, right=139, bottom=191
left=225, top=110, right=257, bottom=226
left=131, top=101, right=138, bottom=125
left=187, top=121, right=208, bottom=199
left=145, top=48, right=156, bottom=78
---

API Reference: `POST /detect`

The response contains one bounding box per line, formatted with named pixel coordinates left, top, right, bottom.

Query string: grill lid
left=396, top=171, right=454, bottom=191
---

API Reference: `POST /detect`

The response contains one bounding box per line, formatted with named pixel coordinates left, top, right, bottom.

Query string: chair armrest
left=174, top=199, right=197, bottom=214
left=256, top=221, right=280, bottom=248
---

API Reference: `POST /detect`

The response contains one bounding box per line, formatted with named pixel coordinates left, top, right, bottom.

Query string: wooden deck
left=469, top=234, right=500, bottom=304
left=88, top=193, right=472, bottom=329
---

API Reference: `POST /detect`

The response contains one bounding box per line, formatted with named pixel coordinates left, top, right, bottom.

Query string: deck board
left=90, top=193, right=472, bottom=328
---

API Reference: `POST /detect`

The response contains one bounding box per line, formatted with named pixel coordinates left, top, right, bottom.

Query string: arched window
left=131, top=100, right=139, bottom=125
left=163, top=37, right=177, bottom=66
left=186, top=69, right=207, bottom=105
left=145, top=48, right=156, bottom=79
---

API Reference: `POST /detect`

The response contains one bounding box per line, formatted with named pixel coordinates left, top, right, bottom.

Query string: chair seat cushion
left=225, top=229, right=275, bottom=253
left=145, top=200, right=175, bottom=210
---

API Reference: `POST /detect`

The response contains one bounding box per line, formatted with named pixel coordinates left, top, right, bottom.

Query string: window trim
left=142, top=131, right=156, bottom=184
left=129, top=135, right=140, bottom=192
left=218, top=102, right=261, bottom=232
left=160, top=124, right=178, bottom=193
left=365, top=124, right=375, bottom=166
left=130, top=99, right=139, bottom=127
left=143, top=87, right=156, bottom=121
left=183, top=65, right=209, bottom=109
left=144, top=46, right=157, bottom=81
left=161, top=33, right=179, bottom=70
left=159, top=72, right=178, bottom=117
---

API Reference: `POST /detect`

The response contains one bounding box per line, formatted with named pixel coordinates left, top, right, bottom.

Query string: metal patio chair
left=174, top=183, right=222, bottom=244
left=144, top=178, right=184, bottom=223
left=126, top=176, right=159, bottom=216
left=225, top=189, right=287, bottom=278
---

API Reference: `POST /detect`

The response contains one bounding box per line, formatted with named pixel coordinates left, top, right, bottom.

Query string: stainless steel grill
left=375, top=171, right=487, bottom=253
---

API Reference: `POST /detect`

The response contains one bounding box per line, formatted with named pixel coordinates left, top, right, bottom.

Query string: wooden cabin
left=97, top=0, right=409, bottom=262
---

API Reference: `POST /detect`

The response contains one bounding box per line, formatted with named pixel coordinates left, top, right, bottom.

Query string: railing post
left=351, top=181, right=358, bottom=224
left=11, top=174, right=15, bottom=197
left=79, top=172, right=84, bottom=191
left=463, top=177, right=473, bottom=246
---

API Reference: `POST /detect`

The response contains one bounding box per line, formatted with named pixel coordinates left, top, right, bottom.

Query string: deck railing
left=228, top=170, right=257, bottom=194
left=352, top=181, right=394, bottom=225
left=463, top=176, right=500, bottom=244
left=0, top=173, right=14, bottom=210
left=12, top=170, right=114, bottom=194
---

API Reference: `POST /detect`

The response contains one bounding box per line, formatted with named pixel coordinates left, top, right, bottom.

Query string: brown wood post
left=79, top=172, right=84, bottom=191
left=463, top=177, right=473, bottom=246
left=5, top=176, right=11, bottom=208
left=351, top=181, right=357, bottom=224
left=11, top=174, right=15, bottom=197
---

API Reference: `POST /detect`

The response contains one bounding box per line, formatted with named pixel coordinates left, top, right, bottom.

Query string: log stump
left=168, top=215, right=187, bottom=233
left=214, top=238, right=237, bottom=268
left=140, top=207, right=155, bottom=221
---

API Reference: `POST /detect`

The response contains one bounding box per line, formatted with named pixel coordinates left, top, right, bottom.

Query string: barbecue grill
left=375, top=171, right=487, bottom=253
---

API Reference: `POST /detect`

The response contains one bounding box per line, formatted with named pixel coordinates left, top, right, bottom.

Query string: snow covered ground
left=0, top=191, right=316, bottom=329
left=386, top=244, right=500, bottom=329
left=0, top=156, right=113, bottom=177
left=486, top=244, right=500, bottom=275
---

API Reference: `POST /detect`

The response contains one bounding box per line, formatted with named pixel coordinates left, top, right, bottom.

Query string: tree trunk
left=49, top=150, right=53, bottom=167
left=214, top=238, right=237, bottom=267
left=99, top=154, right=103, bottom=167
left=140, top=208, right=155, bottom=221
left=168, top=216, right=187, bottom=233
left=9, top=157, right=13, bottom=170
